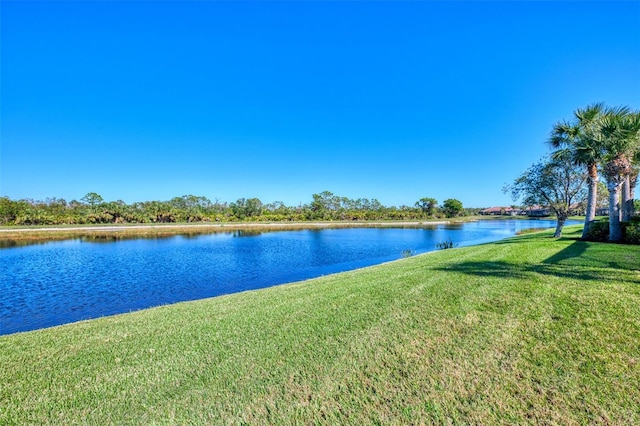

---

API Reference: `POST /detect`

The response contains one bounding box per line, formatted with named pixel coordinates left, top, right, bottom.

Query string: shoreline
left=0, top=220, right=451, bottom=233
left=0, top=220, right=453, bottom=242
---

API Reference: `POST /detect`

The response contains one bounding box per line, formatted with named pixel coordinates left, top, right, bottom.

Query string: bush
left=401, top=249, right=415, bottom=258
left=586, top=220, right=609, bottom=242
left=586, top=218, right=640, bottom=244
left=436, top=239, right=457, bottom=250
left=622, top=221, right=640, bottom=244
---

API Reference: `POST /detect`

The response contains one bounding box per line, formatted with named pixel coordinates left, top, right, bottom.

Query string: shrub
left=436, top=239, right=457, bottom=250
left=586, top=220, right=609, bottom=242
left=401, top=249, right=415, bottom=258
left=622, top=221, right=640, bottom=244
left=586, top=218, right=640, bottom=244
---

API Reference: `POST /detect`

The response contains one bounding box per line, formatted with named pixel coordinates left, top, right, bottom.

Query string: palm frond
left=550, top=148, right=572, bottom=162
left=575, top=102, right=605, bottom=123
left=548, top=120, right=577, bottom=149
left=605, top=105, right=632, bottom=118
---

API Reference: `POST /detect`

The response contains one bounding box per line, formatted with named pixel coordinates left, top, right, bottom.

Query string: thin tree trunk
left=553, top=209, right=569, bottom=238
left=554, top=216, right=566, bottom=238
left=608, top=182, right=623, bottom=242
left=581, top=163, right=599, bottom=239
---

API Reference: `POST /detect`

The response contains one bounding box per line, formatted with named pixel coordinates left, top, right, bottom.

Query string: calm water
left=1, top=219, right=572, bottom=335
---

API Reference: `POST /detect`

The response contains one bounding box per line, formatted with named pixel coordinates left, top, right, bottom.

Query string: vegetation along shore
left=2, top=226, right=639, bottom=424
left=0, top=191, right=472, bottom=226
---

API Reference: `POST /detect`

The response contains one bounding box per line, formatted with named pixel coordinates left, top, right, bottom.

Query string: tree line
left=506, top=102, right=639, bottom=242
left=0, top=191, right=476, bottom=226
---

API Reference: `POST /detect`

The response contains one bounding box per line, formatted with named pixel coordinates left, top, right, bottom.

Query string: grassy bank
left=1, top=226, right=639, bottom=424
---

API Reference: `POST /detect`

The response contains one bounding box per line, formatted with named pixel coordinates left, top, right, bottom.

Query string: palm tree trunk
left=581, top=163, right=599, bottom=239
left=608, top=181, right=623, bottom=242
left=625, top=168, right=638, bottom=219
left=622, top=176, right=633, bottom=221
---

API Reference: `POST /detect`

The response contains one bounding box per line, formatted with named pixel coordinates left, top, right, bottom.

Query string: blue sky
left=2, top=1, right=639, bottom=208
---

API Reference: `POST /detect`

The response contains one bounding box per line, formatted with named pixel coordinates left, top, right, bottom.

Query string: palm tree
left=549, top=103, right=606, bottom=239
left=600, top=108, right=640, bottom=242
left=621, top=112, right=640, bottom=221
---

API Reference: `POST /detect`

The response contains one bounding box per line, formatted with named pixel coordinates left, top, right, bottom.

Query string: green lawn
left=1, top=226, right=639, bottom=424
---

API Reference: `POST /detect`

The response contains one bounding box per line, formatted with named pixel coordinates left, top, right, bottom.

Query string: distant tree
left=244, top=198, right=263, bottom=218
left=415, top=197, right=438, bottom=216
left=464, top=207, right=483, bottom=216
left=310, top=191, right=341, bottom=220
left=442, top=199, right=463, bottom=218
left=0, top=197, right=20, bottom=224
left=264, top=201, right=287, bottom=213
left=0, top=191, right=489, bottom=225
left=595, top=181, right=609, bottom=212
left=168, top=195, right=213, bottom=222
left=80, top=192, right=104, bottom=208
left=627, top=163, right=639, bottom=219
left=230, top=199, right=247, bottom=220
left=142, top=200, right=177, bottom=223
left=505, top=155, right=587, bottom=237
left=102, top=200, right=129, bottom=224
left=230, top=198, right=263, bottom=220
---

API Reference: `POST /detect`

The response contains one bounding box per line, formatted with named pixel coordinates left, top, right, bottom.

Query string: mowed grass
left=1, top=226, right=639, bottom=424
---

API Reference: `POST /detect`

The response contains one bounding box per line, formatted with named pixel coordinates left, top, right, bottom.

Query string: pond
left=1, top=219, right=575, bottom=335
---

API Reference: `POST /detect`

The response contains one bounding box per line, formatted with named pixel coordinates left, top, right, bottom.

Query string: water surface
left=1, top=219, right=571, bottom=335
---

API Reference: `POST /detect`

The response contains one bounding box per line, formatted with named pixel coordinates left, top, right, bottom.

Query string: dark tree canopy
left=80, top=192, right=104, bottom=207
left=415, top=197, right=438, bottom=216
left=0, top=192, right=481, bottom=226
left=442, top=199, right=463, bottom=218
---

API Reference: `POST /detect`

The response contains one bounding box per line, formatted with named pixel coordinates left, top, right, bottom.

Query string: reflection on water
left=232, top=229, right=264, bottom=238
left=0, top=240, right=19, bottom=249
left=0, top=220, right=576, bottom=335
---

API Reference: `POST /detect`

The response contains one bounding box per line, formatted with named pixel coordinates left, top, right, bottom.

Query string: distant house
left=522, top=206, right=551, bottom=217
left=523, top=204, right=585, bottom=217
left=479, top=207, right=501, bottom=215
left=481, top=205, right=591, bottom=217
left=569, top=203, right=586, bottom=216
left=479, top=207, right=518, bottom=216
left=482, top=204, right=590, bottom=217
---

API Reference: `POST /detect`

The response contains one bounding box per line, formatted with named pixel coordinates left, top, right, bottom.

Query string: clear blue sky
left=2, top=1, right=639, bottom=208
